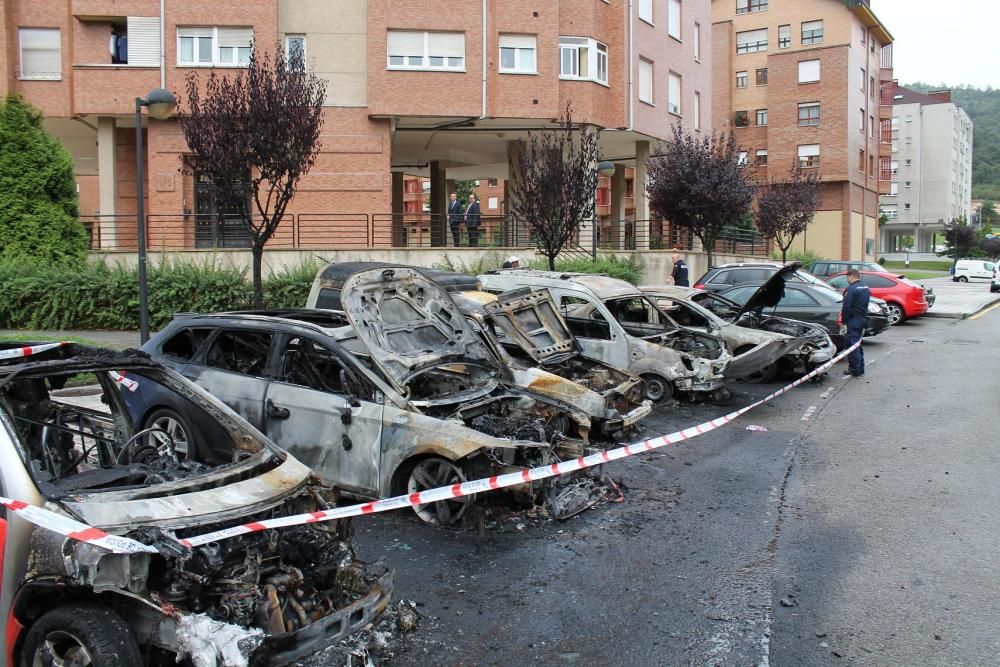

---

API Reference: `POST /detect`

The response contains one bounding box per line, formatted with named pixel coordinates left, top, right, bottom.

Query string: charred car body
left=143, top=268, right=594, bottom=525
left=641, top=284, right=836, bottom=382
left=0, top=343, right=391, bottom=667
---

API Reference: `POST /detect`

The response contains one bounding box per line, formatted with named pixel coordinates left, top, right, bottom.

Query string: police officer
left=841, top=269, right=870, bottom=377
left=670, top=253, right=689, bottom=287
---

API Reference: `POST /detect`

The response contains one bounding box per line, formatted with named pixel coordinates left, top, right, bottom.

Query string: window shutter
left=217, top=27, right=253, bottom=48
left=638, top=59, right=653, bottom=102
left=737, top=28, right=767, bottom=45
left=639, top=0, right=653, bottom=22
left=127, top=17, right=160, bottom=66
left=802, top=20, right=823, bottom=33
left=798, top=59, right=820, bottom=82
left=499, top=34, right=535, bottom=49
left=668, top=0, right=681, bottom=38
left=387, top=31, right=423, bottom=57
left=178, top=27, right=213, bottom=38
left=19, top=28, right=61, bottom=79
left=668, top=73, right=681, bottom=113
left=428, top=32, right=464, bottom=58
left=798, top=144, right=820, bottom=158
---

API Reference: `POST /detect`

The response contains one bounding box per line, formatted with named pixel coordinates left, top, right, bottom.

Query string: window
left=890, top=160, right=899, bottom=174
left=756, top=149, right=768, bottom=165
left=736, top=28, right=767, bottom=54
left=870, top=76, right=876, bottom=99
left=798, top=59, right=820, bottom=83
left=869, top=154, right=875, bottom=176
left=18, top=28, right=61, bottom=80
left=499, top=34, right=536, bottom=73
left=285, top=35, right=306, bottom=72
left=639, top=0, right=653, bottom=24
left=798, top=144, right=820, bottom=168
left=860, top=275, right=896, bottom=289
left=161, top=328, right=213, bottom=361
left=904, top=181, right=911, bottom=189
left=905, top=158, right=911, bottom=166
left=801, top=20, right=823, bottom=45
left=668, top=0, right=682, bottom=40
left=779, top=288, right=819, bottom=307
left=798, top=102, right=820, bottom=126
left=736, top=71, right=748, bottom=88
left=738, top=151, right=749, bottom=167
left=387, top=31, right=464, bottom=70
left=881, top=206, right=898, bottom=219
left=889, top=182, right=898, bottom=195
left=736, top=0, right=768, bottom=14
left=756, top=68, right=768, bottom=85
left=860, top=109, right=865, bottom=133
left=904, top=203, right=911, bottom=210
left=178, top=27, right=252, bottom=67
left=734, top=110, right=749, bottom=127
left=560, top=37, right=608, bottom=85
left=694, top=23, right=701, bottom=60
left=858, top=149, right=865, bottom=172
left=487, top=178, right=498, bottom=187
left=668, top=72, right=681, bottom=115
left=694, top=91, right=702, bottom=130
left=756, top=108, right=767, bottom=126
left=205, top=331, right=273, bottom=377
left=638, top=58, right=654, bottom=104
left=870, top=115, right=875, bottom=139
left=859, top=67, right=866, bottom=92
left=487, top=196, right=499, bottom=209
left=778, top=24, right=791, bottom=48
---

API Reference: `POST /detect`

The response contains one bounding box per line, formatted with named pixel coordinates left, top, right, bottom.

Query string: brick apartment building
left=878, top=86, right=973, bottom=253
left=1, top=0, right=710, bottom=251
left=712, top=0, right=894, bottom=261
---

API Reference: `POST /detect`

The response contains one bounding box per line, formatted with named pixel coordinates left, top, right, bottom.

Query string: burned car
left=641, top=284, right=836, bottom=382
left=0, top=343, right=390, bottom=667
left=478, top=270, right=746, bottom=402
left=142, top=268, right=593, bottom=525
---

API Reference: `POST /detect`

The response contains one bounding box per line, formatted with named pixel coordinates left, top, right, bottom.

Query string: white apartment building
left=880, top=86, right=973, bottom=253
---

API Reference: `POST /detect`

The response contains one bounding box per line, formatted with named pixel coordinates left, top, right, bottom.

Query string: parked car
left=953, top=259, right=996, bottom=282
left=706, top=274, right=890, bottom=348
left=144, top=268, right=595, bottom=525
left=808, top=260, right=888, bottom=277
left=478, top=270, right=742, bottom=402
left=0, top=342, right=391, bottom=667
left=826, top=270, right=929, bottom=324
left=641, top=283, right=836, bottom=383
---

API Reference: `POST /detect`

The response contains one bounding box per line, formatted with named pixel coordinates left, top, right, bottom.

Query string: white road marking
left=801, top=406, right=817, bottom=421
left=819, top=387, right=834, bottom=400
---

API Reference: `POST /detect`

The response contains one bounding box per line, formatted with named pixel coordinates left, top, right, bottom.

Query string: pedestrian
left=465, top=194, right=482, bottom=247
left=841, top=269, right=870, bottom=377
left=447, top=192, right=464, bottom=246
left=670, top=252, right=689, bottom=287
left=501, top=255, right=521, bottom=269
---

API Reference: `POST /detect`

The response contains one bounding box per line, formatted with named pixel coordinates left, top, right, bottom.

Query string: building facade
left=878, top=87, right=973, bottom=253
left=1, top=0, right=711, bottom=251
left=712, top=0, right=894, bottom=261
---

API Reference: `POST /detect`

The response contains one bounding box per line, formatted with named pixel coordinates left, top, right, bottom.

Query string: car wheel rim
left=407, top=459, right=471, bottom=526
left=643, top=376, right=670, bottom=402
left=887, top=305, right=902, bottom=325
left=147, top=415, right=189, bottom=458
left=33, top=631, right=93, bottom=667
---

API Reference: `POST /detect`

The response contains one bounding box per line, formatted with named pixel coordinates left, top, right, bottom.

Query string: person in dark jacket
left=465, top=194, right=482, bottom=247
left=670, top=252, right=689, bottom=287
left=841, top=269, right=871, bottom=377
left=447, top=193, right=464, bottom=246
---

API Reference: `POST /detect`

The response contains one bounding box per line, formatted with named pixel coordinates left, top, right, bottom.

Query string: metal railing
left=592, top=219, right=769, bottom=256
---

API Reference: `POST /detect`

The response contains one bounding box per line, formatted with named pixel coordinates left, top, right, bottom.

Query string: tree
left=180, top=44, right=326, bottom=307
left=453, top=180, right=476, bottom=204
left=506, top=105, right=601, bottom=270
left=646, top=126, right=755, bottom=266
left=980, top=236, right=1000, bottom=260
left=754, top=164, right=820, bottom=262
left=0, top=95, right=88, bottom=263
left=978, top=200, right=1000, bottom=227
left=938, top=217, right=977, bottom=270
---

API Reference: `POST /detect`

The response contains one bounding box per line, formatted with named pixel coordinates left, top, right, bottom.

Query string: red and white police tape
left=1, top=340, right=859, bottom=553
left=0, top=341, right=69, bottom=361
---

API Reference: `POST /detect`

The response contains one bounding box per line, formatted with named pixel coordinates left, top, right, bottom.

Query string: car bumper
left=675, top=375, right=727, bottom=393
left=607, top=401, right=653, bottom=430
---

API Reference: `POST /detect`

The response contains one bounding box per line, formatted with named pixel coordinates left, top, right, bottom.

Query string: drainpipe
left=159, top=0, right=166, bottom=87
left=627, top=0, right=634, bottom=130
left=481, top=0, right=488, bottom=118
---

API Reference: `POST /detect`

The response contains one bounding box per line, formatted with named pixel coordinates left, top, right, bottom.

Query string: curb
left=922, top=296, right=1000, bottom=320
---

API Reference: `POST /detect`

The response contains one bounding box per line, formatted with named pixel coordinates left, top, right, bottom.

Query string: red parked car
left=827, top=270, right=929, bottom=325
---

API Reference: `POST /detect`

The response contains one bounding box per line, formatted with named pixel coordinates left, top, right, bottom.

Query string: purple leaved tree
left=180, top=44, right=327, bottom=307
left=754, top=164, right=821, bottom=263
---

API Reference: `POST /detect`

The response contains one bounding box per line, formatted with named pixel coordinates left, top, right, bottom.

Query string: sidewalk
left=0, top=329, right=140, bottom=349
left=919, top=277, right=1000, bottom=319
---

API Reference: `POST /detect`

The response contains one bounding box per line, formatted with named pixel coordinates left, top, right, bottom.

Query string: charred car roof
left=313, top=262, right=479, bottom=309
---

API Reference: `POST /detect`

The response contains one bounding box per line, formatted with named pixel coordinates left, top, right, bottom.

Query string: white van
left=953, top=260, right=995, bottom=282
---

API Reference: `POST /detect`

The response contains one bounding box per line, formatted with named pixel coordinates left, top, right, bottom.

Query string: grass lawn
left=882, top=260, right=952, bottom=271
left=892, top=270, right=947, bottom=280
left=0, top=333, right=106, bottom=347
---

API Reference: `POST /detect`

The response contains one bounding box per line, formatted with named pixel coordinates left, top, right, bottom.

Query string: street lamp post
left=593, top=160, right=617, bottom=258
left=135, top=88, right=177, bottom=343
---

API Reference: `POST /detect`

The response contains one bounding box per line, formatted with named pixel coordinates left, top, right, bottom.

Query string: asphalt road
left=350, top=308, right=1000, bottom=666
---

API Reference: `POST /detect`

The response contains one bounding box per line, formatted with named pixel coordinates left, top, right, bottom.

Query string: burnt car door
left=184, top=329, right=274, bottom=429
left=263, top=335, right=382, bottom=497
left=550, top=290, right=631, bottom=370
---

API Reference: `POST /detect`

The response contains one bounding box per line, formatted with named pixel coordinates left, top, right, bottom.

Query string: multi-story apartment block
left=1, top=0, right=710, bottom=251
left=712, top=0, right=894, bottom=261
left=878, top=87, right=973, bottom=253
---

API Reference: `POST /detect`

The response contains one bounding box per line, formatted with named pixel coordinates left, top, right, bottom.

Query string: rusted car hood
left=341, top=267, right=502, bottom=387
left=481, top=289, right=578, bottom=365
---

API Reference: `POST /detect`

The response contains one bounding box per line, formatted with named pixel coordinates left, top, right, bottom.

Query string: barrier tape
left=109, top=370, right=139, bottom=392
left=0, top=341, right=69, bottom=361
left=1, top=340, right=859, bottom=553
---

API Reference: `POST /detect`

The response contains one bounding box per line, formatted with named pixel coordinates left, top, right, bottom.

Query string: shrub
left=772, top=249, right=824, bottom=267
left=530, top=254, right=645, bottom=285
left=431, top=251, right=506, bottom=275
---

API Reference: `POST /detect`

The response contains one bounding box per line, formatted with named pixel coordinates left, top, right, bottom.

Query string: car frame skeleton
left=0, top=343, right=391, bottom=667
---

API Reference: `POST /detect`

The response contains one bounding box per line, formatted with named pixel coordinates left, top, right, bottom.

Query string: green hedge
left=0, top=258, right=320, bottom=331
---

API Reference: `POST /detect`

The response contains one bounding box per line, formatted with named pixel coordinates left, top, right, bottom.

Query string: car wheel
left=734, top=345, right=779, bottom=383
left=22, top=603, right=142, bottom=667
left=958, top=276, right=969, bottom=283
left=641, top=374, right=674, bottom=403
left=143, top=408, right=192, bottom=460
left=884, top=302, right=905, bottom=326
left=407, top=457, right=472, bottom=526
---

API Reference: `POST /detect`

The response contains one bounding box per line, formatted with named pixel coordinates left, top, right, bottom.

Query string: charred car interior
left=0, top=343, right=391, bottom=667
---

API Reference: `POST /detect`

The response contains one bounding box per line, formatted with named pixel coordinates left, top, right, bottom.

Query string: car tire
left=22, top=603, right=142, bottom=667
left=641, top=374, right=674, bottom=403
left=406, top=457, right=472, bottom=526
left=884, top=302, right=905, bottom=326
left=958, top=276, right=969, bottom=283
left=143, top=407, right=193, bottom=460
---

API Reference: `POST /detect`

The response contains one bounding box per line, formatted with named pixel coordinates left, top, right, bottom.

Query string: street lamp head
left=143, top=88, right=177, bottom=120
left=597, top=160, right=616, bottom=178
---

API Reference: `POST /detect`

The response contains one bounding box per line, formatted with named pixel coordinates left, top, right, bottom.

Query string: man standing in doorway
left=841, top=269, right=870, bottom=377
left=465, top=194, right=482, bottom=247
left=447, top=193, right=464, bottom=246
left=670, top=252, right=689, bottom=287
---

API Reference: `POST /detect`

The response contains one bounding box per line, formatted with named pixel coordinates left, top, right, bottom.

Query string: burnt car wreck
left=0, top=344, right=391, bottom=666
